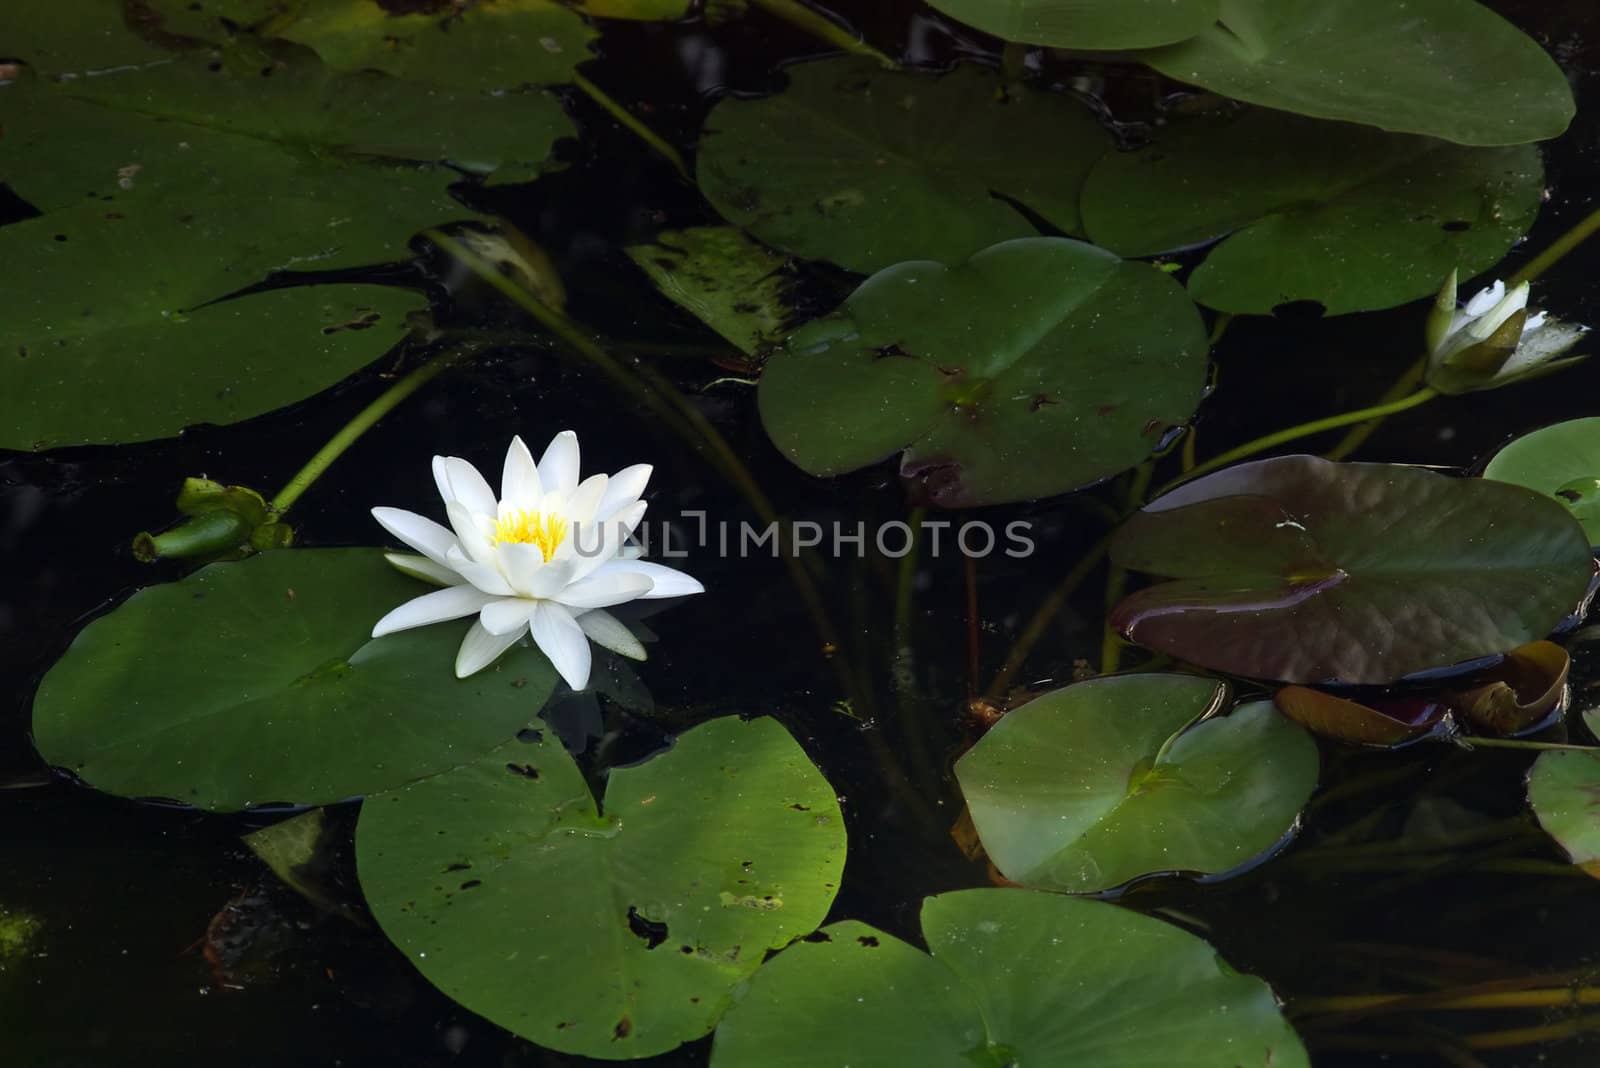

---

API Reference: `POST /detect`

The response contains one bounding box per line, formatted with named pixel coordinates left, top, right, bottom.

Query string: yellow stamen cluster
left=491, top=509, right=569, bottom=561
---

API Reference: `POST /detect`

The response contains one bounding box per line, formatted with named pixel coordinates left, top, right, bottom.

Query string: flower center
left=491, top=509, right=569, bottom=561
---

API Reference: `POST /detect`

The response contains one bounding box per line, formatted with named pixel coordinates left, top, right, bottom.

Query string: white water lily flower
left=370, top=431, right=703, bottom=689
left=1425, top=270, right=1588, bottom=394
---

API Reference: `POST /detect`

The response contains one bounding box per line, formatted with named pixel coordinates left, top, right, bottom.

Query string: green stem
left=1511, top=203, right=1600, bottom=285
left=571, top=69, right=691, bottom=181
left=1151, top=387, right=1438, bottom=500
left=984, top=531, right=1111, bottom=700
left=269, top=343, right=467, bottom=515
left=1323, top=358, right=1427, bottom=462
left=747, top=0, right=898, bottom=68
left=1454, top=736, right=1599, bottom=753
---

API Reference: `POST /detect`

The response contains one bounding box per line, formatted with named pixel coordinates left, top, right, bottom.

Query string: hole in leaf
left=857, top=935, right=880, bottom=947
left=626, top=906, right=669, bottom=950
left=1441, top=220, right=1472, bottom=232
left=505, top=762, right=540, bottom=780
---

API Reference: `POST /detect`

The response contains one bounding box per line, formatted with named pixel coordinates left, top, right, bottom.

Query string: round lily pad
left=31, top=550, right=557, bottom=811
left=758, top=237, right=1208, bottom=506
left=356, top=715, right=846, bottom=1059
left=1137, top=0, right=1574, bottom=147
left=956, top=677, right=1318, bottom=892
left=1528, top=750, right=1600, bottom=879
left=1484, top=418, right=1600, bottom=545
left=697, top=58, right=1113, bottom=274
left=925, top=0, right=1218, bottom=49
left=1081, top=109, right=1542, bottom=315
left=710, top=888, right=1310, bottom=1068
left=1111, top=455, right=1595, bottom=684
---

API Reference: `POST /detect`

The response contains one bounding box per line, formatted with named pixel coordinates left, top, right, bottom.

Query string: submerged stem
left=1454, top=736, right=1599, bottom=753
left=747, top=0, right=898, bottom=68
left=270, top=342, right=468, bottom=515
left=571, top=70, right=691, bottom=181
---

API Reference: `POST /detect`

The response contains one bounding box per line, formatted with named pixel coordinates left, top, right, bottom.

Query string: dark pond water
left=8, top=2, right=1600, bottom=1065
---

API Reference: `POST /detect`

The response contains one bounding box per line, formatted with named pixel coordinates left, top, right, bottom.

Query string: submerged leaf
left=758, top=237, right=1208, bottom=506
left=1275, top=687, right=1444, bottom=747
left=31, top=550, right=558, bottom=811
left=1137, top=0, right=1574, bottom=146
left=1111, top=455, right=1594, bottom=684
left=357, top=716, right=845, bottom=1059
left=1081, top=109, right=1542, bottom=315
left=1444, top=640, right=1569, bottom=736
left=956, top=677, right=1318, bottom=892
left=626, top=227, right=802, bottom=364
left=710, top=888, right=1309, bottom=1067
left=698, top=58, right=1113, bottom=274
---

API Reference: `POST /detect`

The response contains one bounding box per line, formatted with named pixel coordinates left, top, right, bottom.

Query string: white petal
left=445, top=544, right=515, bottom=596
left=597, top=464, right=651, bottom=520
left=1525, top=311, right=1548, bottom=333
left=498, top=541, right=547, bottom=595
left=479, top=597, right=539, bottom=636
left=455, top=619, right=526, bottom=678
left=431, top=455, right=453, bottom=504
left=590, top=559, right=705, bottom=599
left=372, top=506, right=458, bottom=566
left=530, top=601, right=592, bottom=690
left=1469, top=281, right=1530, bottom=341
left=446, top=500, right=495, bottom=564
left=500, top=435, right=542, bottom=514
left=554, top=571, right=653, bottom=609
left=569, top=502, right=646, bottom=582
left=384, top=552, right=460, bottom=588
left=538, top=430, right=580, bottom=499
left=373, top=586, right=498, bottom=637
left=439, top=456, right=499, bottom=517
left=1463, top=280, right=1505, bottom=317
left=576, top=608, right=646, bottom=661
left=566, top=473, right=609, bottom=526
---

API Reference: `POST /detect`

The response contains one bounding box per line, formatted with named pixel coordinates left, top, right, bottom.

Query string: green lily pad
left=1137, top=0, right=1574, bottom=147
left=274, top=0, right=595, bottom=91
left=924, top=0, right=1217, bottom=49
left=1485, top=418, right=1600, bottom=545
left=758, top=237, right=1207, bottom=506
left=1111, top=455, right=1595, bottom=684
left=710, top=888, right=1309, bottom=1068
left=142, top=0, right=284, bottom=41
left=956, top=677, right=1317, bottom=893
left=0, top=50, right=571, bottom=448
left=697, top=57, right=1113, bottom=274
left=625, top=226, right=802, bottom=363
left=1528, top=750, right=1600, bottom=879
left=1081, top=109, right=1542, bottom=315
left=356, top=716, right=845, bottom=1059
left=30, top=550, right=558, bottom=812
left=4, top=3, right=177, bottom=72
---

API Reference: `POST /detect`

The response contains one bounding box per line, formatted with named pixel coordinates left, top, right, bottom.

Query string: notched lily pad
left=1112, top=455, right=1595, bottom=684
left=356, top=716, right=846, bottom=1059
left=31, top=550, right=558, bottom=811
left=758, top=237, right=1208, bottom=507
left=698, top=57, right=1114, bottom=274
left=710, top=888, right=1309, bottom=1068
left=1081, top=109, right=1542, bottom=316
left=1485, top=418, right=1600, bottom=545
left=955, top=676, right=1318, bottom=893
left=1136, top=0, right=1574, bottom=147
